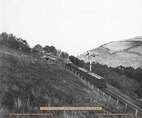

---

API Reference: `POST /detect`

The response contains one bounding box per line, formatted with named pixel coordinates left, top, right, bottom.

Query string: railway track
left=101, top=87, right=142, bottom=117
left=63, top=63, right=142, bottom=117
left=106, top=84, right=142, bottom=108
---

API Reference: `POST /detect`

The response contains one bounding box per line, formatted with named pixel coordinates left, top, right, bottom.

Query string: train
left=66, top=63, right=106, bottom=88
left=42, top=54, right=106, bottom=88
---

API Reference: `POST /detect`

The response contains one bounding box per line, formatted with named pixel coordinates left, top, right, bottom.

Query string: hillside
left=0, top=45, right=131, bottom=118
left=69, top=56, right=141, bottom=102
left=79, top=36, right=142, bottom=68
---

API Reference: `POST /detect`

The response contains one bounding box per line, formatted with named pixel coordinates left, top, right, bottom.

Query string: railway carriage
left=66, top=63, right=106, bottom=88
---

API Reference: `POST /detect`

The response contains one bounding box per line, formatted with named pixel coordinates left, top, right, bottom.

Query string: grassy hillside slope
left=0, top=46, right=130, bottom=118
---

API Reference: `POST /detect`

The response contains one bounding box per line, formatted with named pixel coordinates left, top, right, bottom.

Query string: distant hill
left=79, top=36, right=142, bottom=68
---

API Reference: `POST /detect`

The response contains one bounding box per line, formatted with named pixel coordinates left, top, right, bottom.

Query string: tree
left=49, top=46, right=57, bottom=56
left=69, top=56, right=83, bottom=67
left=0, top=32, right=31, bottom=52
left=43, top=45, right=50, bottom=53
left=49, top=46, right=56, bottom=52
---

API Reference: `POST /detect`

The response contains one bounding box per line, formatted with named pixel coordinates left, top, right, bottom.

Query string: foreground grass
left=0, top=47, right=133, bottom=118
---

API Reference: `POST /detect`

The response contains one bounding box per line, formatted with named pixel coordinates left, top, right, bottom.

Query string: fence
left=59, top=64, right=140, bottom=117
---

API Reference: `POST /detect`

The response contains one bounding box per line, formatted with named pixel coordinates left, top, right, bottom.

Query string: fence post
left=103, top=92, right=105, bottom=96
left=135, top=109, right=138, bottom=117
left=116, top=99, right=119, bottom=105
left=125, top=104, right=127, bottom=110
left=97, top=88, right=99, bottom=92
left=108, top=96, right=111, bottom=101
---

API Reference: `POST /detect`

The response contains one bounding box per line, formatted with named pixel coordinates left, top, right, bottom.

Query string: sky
left=0, top=0, right=142, bottom=56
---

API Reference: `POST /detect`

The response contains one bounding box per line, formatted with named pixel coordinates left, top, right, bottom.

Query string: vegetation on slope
left=88, top=63, right=140, bottom=99
left=0, top=33, right=134, bottom=117
left=110, top=66, right=142, bottom=98
left=70, top=56, right=141, bottom=100
left=0, top=47, right=128, bottom=118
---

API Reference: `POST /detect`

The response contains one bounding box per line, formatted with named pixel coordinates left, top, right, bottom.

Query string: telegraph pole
left=89, top=60, right=92, bottom=71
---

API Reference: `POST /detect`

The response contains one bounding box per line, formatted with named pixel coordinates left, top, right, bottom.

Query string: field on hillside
left=102, top=41, right=141, bottom=53
left=128, top=44, right=142, bottom=55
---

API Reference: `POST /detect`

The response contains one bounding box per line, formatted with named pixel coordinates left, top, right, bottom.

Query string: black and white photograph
left=0, top=0, right=142, bottom=118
